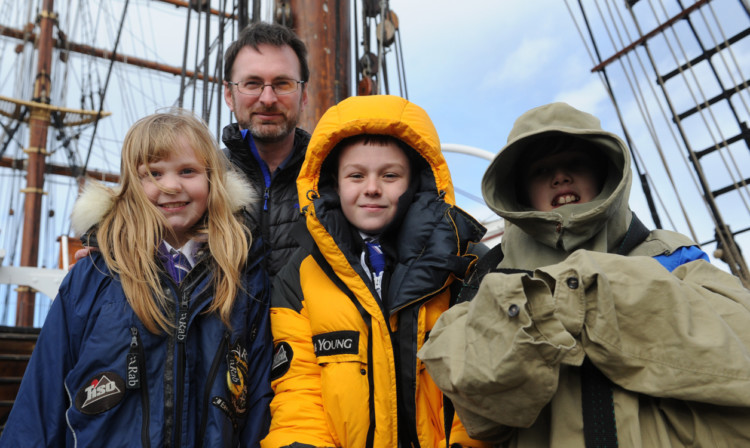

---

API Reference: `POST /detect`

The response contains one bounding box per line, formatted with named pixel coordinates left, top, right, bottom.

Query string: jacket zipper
left=129, top=327, right=151, bottom=448
left=311, top=247, right=376, bottom=448
left=387, top=285, right=449, bottom=448
left=174, top=288, right=189, bottom=447
left=365, top=323, right=376, bottom=448
left=196, top=332, right=229, bottom=447
left=245, top=130, right=273, bottom=212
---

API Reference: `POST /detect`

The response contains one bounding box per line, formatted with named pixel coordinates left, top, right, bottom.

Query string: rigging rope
left=202, top=0, right=211, bottom=121
left=178, top=0, right=193, bottom=108
left=353, top=0, right=361, bottom=91
left=605, top=0, right=702, bottom=239
left=572, top=0, right=750, bottom=281
left=702, top=3, right=750, bottom=118
left=699, top=2, right=750, bottom=201
left=214, top=0, right=229, bottom=142
left=395, top=23, right=408, bottom=99
left=377, top=1, right=389, bottom=95
left=648, top=0, right=750, bottom=213
left=595, top=0, right=700, bottom=241
left=81, top=0, right=131, bottom=174
left=641, top=0, right=750, bottom=230
left=189, top=4, right=203, bottom=113
left=635, top=0, right=749, bottom=277
left=134, top=3, right=167, bottom=116
left=566, top=0, right=666, bottom=229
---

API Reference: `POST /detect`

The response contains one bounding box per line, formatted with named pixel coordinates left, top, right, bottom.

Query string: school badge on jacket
left=212, top=339, right=250, bottom=426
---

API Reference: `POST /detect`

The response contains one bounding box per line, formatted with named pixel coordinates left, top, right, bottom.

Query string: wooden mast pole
left=16, top=0, right=56, bottom=326
left=284, top=0, right=351, bottom=132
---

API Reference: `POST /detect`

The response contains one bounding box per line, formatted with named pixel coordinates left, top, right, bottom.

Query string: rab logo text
left=312, top=331, right=359, bottom=357
left=74, top=372, right=126, bottom=415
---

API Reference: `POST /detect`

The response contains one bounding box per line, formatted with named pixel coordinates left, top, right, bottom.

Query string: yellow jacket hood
left=298, top=94, right=455, bottom=210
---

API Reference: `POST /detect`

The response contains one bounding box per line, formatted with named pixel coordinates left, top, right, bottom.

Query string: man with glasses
left=222, top=22, right=311, bottom=279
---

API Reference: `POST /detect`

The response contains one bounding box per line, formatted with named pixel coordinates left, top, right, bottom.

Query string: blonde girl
left=1, top=109, right=272, bottom=448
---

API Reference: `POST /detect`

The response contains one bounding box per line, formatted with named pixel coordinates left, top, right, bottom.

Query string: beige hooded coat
left=418, top=102, right=750, bottom=447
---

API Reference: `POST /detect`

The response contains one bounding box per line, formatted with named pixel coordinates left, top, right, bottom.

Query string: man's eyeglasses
left=227, top=79, right=305, bottom=96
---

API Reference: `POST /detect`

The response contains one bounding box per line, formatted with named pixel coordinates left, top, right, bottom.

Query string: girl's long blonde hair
left=95, top=109, right=250, bottom=333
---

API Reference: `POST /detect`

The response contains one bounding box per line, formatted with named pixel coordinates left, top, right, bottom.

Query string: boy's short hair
left=323, top=134, right=416, bottom=185
left=515, top=134, right=608, bottom=206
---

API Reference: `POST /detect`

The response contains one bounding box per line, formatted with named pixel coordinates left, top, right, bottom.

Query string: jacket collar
left=222, top=123, right=310, bottom=176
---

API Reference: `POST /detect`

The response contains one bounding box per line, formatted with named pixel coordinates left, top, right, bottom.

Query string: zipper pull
left=263, top=187, right=270, bottom=211
left=130, top=327, right=138, bottom=348
left=127, top=327, right=141, bottom=389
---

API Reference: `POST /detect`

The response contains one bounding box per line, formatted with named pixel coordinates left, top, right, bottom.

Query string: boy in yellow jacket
left=262, top=95, right=488, bottom=448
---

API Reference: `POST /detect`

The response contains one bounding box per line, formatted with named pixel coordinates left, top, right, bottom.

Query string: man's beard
left=237, top=99, right=301, bottom=143
left=244, top=115, right=294, bottom=142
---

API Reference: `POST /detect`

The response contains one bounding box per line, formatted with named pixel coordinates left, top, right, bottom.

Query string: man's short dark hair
left=223, top=22, right=309, bottom=82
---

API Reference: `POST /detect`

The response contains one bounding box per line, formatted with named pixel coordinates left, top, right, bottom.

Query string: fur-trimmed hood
left=70, top=169, right=256, bottom=236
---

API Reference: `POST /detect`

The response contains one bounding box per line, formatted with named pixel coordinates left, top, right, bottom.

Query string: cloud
left=554, top=79, right=610, bottom=116
left=480, top=37, right=558, bottom=88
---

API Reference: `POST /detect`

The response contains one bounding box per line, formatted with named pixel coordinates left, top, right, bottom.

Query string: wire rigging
left=569, top=0, right=750, bottom=282
left=81, top=0, right=131, bottom=174
left=601, top=0, right=701, bottom=241
left=567, top=0, right=668, bottom=229
left=649, top=0, right=750, bottom=213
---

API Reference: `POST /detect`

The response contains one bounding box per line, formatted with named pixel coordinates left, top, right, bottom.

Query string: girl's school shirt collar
left=161, top=238, right=201, bottom=267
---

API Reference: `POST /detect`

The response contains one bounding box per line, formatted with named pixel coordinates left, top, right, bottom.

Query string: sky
left=388, top=0, right=750, bottom=266
left=390, top=1, right=613, bottom=223
left=0, top=0, right=748, bottom=324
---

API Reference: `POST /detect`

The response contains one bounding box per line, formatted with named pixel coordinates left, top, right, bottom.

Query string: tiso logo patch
left=312, top=330, right=359, bottom=357
left=75, top=372, right=126, bottom=415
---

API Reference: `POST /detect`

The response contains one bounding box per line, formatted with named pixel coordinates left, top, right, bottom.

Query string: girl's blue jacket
left=0, top=241, right=272, bottom=447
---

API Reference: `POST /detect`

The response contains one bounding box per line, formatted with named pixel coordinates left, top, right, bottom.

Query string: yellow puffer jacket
left=262, top=95, right=487, bottom=448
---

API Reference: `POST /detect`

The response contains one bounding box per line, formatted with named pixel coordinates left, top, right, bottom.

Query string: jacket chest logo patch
left=312, top=330, right=359, bottom=357
left=74, top=372, right=126, bottom=415
left=271, top=342, right=292, bottom=381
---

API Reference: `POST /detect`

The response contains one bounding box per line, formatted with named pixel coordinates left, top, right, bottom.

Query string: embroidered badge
left=226, top=341, right=249, bottom=417
left=312, top=330, right=359, bottom=357
left=270, top=342, right=292, bottom=381
left=74, top=372, right=126, bottom=415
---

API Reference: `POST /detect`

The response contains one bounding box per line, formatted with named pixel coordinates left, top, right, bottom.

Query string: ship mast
left=8, top=0, right=115, bottom=325
left=6, top=0, right=401, bottom=326
left=276, top=0, right=352, bottom=131
left=16, top=0, right=56, bottom=326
